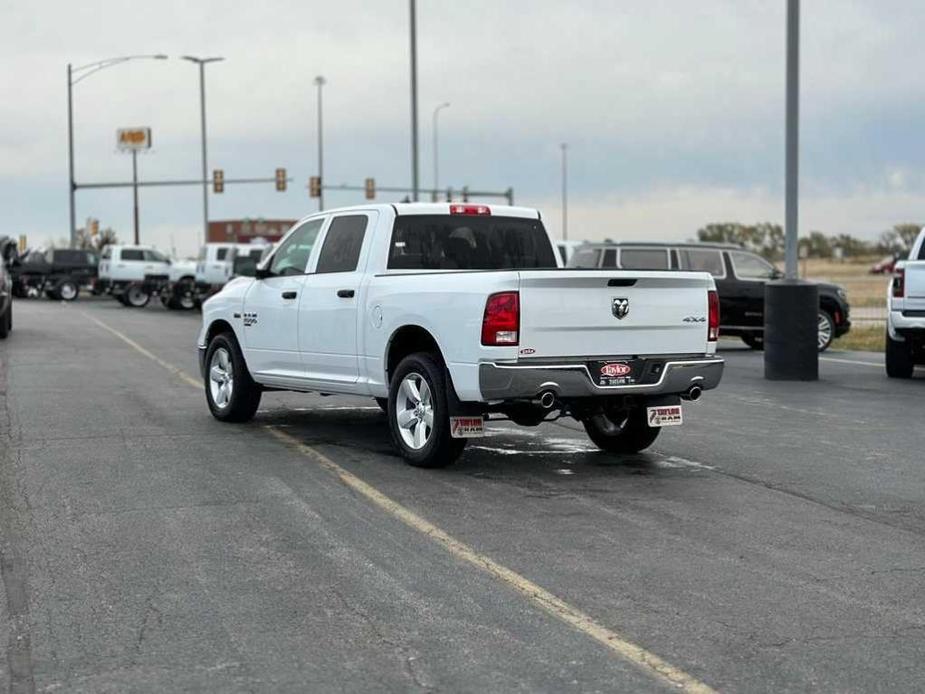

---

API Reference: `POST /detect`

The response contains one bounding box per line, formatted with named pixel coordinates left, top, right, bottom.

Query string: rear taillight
left=893, top=268, right=905, bottom=298
left=708, top=290, right=720, bottom=342
left=450, top=204, right=491, bottom=216
left=481, top=291, right=519, bottom=346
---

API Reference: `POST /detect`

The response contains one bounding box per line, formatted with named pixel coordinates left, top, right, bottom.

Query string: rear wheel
left=205, top=332, right=262, bottom=422
left=124, top=285, right=150, bottom=308
left=56, top=279, right=79, bottom=302
left=583, top=407, right=661, bottom=454
left=885, top=329, right=915, bottom=378
left=388, top=352, right=466, bottom=467
left=0, top=303, right=10, bottom=339
left=167, top=279, right=196, bottom=310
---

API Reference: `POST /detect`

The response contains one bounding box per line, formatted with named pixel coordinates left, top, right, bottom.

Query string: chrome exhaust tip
left=539, top=391, right=556, bottom=409
left=682, top=385, right=703, bottom=402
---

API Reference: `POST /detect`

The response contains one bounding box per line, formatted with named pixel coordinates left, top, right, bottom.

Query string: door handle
left=337, top=289, right=355, bottom=298
left=281, top=291, right=297, bottom=300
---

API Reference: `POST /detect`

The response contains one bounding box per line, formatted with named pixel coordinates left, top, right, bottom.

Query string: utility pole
left=561, top=143, right=568, bottom=240
left=131, top=150, right=140, bottom=244
left=409, top=0, right=420, bottom=201
left=314, top=75, right=326, bottom=211
left=67, top=64, right=76, bottom=247
left=183, top=56, right=224, bottom=246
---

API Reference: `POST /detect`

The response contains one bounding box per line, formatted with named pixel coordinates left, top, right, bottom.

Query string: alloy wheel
left=395, top=372, right=434, bottom=450
left=209, top=347, right=234, bottom=409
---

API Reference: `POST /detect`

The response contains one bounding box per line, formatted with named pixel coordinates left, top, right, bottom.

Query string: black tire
left=885, top=330, right=915, bottom=379
left=123, top=285, right=150, bottom=308
left=387, top=352, right=467, bottom=468
left=166, top=279, right=196, bottom=310
left=116, top=293, right=130, bottom=306
left=375, top=397, right=389, bottom=413
left=204, top=332, right=262, bottom=422
left=817, top=310, right=835, bottom=352
left=0, top=303, right=10, bottom=339
left=583, top=407, right=661, bottom=454
left=742, top=333, right=764, bottom=350
left=55, top=278, right=79, bottom=302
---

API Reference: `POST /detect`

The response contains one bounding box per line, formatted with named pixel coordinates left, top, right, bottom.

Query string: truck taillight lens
left=450, top=204, right=491, bottom=216
left=482, top=291, right=519, bottom=345
left=893, top=268, right=905, bottom=298
left=708, top=290, right=720, bottom=342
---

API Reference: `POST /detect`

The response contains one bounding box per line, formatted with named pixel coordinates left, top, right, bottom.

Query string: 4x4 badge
left=611, top=297, right=629, bottom=319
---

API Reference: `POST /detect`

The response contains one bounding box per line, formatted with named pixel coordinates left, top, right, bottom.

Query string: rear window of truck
left=387, top=215, right=557, bottom=270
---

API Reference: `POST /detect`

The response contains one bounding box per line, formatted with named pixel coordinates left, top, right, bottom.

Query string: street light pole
left=784, top=0, right=800, bottom=280
left=314, top=76, right=326, bottom=211
left=561, top=143, right=568, bottom=240
left=66, top=54, right=167, bottom=247
left=409, top=0, right=420, bottom=201
left=183, top=56, right=224, bottom=246
left=432, top=102, right=450, bottom=200
left=131, top=150, right=140, bottom=244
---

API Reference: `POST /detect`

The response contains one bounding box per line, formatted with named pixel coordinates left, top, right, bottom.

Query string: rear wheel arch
left=385, top=325, right=446, bottom=384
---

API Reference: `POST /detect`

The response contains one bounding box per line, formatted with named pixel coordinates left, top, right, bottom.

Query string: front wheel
left=583, top=407, right=661, bottom=454
left=56, top=279, right=79, bottom=302
left=817, top=310, right=835, bottom=352
left=387, top=352, right=466, bottom=468
left=204, top=333, right=262, bottom=422
left=885, top=329, right=915, bottom=378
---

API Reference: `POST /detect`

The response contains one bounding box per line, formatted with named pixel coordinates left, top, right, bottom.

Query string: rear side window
left=144, top=250, right=169, bottom=263
left=317, top=215, right=368, bottom=273
left=55, top=250, right=82, bottom=264
left=678, top=249, right=725, bottom=277
left=730, top=250, right=776, bottom=279
left=121, top=249, right=144, bottom=261
left=388, top=215, right=556, bottom=270
left=565, top=248, right=598, bottom=268
left=619, top=248, right=670, bottom=270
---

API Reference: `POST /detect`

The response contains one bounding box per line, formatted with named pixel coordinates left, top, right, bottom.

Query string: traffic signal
left=364, top=177, right=375, bottom=200
left=309, top=176, right=321, bottom=198
left=213, top=169, right=224, bottom=193
left=275, top=168, right=287, bottom=192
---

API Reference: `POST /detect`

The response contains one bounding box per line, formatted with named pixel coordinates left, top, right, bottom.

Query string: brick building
left=207, top=219, right=296, bottom=244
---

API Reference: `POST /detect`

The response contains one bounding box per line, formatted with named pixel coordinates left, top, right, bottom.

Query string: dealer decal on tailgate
left=646, top=405, right=683, bottom=427
left=450, top=416, right=485, bottom=438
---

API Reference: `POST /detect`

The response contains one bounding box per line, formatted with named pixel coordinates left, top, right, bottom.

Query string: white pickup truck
left=197, top=203, right=724, bottom=467
left=98, top=245, right=196, bottom=308
left=886, top=228, right=925, bottom=377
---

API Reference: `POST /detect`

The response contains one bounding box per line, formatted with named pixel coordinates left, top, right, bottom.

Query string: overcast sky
left=2, top=1, right=925, bottom=257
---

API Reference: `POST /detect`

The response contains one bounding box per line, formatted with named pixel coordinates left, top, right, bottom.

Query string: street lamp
left=67, top=54, right=167, bottom=247
left=432, top=102, right=450, bottom=199
left=409, top=0, right=420, bottom=201
left=314, top=76, right=326, bottom=211
left=182, top=56, right=224, bottom=246
left=560, top=143, right=568, bottom=240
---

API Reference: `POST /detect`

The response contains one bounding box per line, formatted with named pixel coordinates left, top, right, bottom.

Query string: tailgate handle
left=608, top=278, right=637, bottom=287
left=337, top=289, right=355, bottom=298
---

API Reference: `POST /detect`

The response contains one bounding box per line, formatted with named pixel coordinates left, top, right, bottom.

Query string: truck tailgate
left=517, top=270, right=714, bottom=358
left=905, top=263, right=925, bottom=299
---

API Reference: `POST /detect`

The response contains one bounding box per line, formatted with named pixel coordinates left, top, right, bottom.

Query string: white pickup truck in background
left=197, top=203, right=724, bottom=467
left=886, top=227, right=925, bottom=377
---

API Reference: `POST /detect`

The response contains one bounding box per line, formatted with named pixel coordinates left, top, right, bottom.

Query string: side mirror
left=254, top=265, right=273, bottom=280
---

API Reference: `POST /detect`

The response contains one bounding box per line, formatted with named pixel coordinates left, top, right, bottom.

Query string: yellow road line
left=83, top=312, right=202, bottom=389
left=87, top=311, right=716, bottom=693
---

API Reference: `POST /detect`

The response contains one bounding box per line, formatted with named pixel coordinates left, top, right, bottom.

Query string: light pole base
left=764, top=279, right=819, bottom=381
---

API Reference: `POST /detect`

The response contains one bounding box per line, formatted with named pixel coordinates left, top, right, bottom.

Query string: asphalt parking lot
left=2, top=298, right=924, bottom=692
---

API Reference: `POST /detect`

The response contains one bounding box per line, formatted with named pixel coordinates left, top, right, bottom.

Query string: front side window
left=679, top=249, right=725, bottom=278
left=144, top=250, right=169, bottom=263
left=730, top=250, right=777, bottom=280
left=268, top=218, right=323, bottom=276
left=388, top=215, right=557, bottom=270
left=317, top=215, right=369, bottom=273
left=619, top=248, right=670, bottom=270
left=216, top=248, right=230, bottom=261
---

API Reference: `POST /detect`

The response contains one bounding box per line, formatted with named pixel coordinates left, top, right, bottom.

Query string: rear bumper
left=889, top=310, right=925, bottom=338
left=478, top=356, right=724, bottom=401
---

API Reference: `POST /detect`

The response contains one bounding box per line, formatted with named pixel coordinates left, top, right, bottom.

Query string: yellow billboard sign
left=116, top=127, right=152, bottom=151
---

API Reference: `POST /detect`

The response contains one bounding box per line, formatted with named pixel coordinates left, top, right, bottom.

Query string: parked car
left=886, top=228, right=925, bottom=377
left=11, top=248, right=99, bottom=301
left=568, top=241, right=851, bottom=352
left=197, top=203, right=724, bottom=468
left=97, top=245, right=172, bottom=307
left=0, top=238, right=14, bottom=339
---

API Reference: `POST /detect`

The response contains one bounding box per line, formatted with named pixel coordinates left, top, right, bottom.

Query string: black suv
left=568, top=242, right=851, bottom=351
left=0, top=237, right=14, bottom=338
left=12, top=248, right=99, bottom=301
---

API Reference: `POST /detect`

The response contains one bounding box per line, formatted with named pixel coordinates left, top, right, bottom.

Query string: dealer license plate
left=450, top=416, right=485, bottom=438
left=646, top=405, right=683, bottom=427
left=589, top=359, right=642, bottom=387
